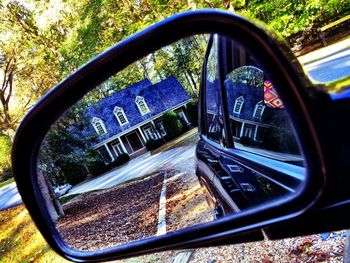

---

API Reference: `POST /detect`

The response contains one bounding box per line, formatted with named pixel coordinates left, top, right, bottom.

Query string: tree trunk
left=38, top=171, right=64, bottom=221
left=186, top=71, right=198, bottom=97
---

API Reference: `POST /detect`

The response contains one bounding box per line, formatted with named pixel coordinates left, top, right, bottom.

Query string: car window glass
left=225, top=66, right=304, bottom=165
left=205, top=36, right=224, bottom=144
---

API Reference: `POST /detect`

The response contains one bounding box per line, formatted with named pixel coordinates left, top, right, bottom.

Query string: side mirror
left=13, top=10, right=342, bottom=262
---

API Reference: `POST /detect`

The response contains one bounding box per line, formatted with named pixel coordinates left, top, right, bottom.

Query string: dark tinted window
left=205, top=36, right=224, bottom=144
left=224, top=65, right=303, bottom=165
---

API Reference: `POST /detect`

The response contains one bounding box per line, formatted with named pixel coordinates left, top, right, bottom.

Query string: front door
left=125, top=131, right=144, bottom=152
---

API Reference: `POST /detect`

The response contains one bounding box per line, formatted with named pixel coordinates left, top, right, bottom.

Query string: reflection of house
left=225, top=79, right=287, bottom=143
left=86, top=76, right=191, bottom=163
left=222, top=70, right=301, bottom=157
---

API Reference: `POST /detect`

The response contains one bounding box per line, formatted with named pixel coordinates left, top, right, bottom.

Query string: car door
left=197, top=34, right=306, bottom=218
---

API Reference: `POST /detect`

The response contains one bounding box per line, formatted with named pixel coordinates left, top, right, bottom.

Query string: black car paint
left=196, top=35, right=305, bottom=217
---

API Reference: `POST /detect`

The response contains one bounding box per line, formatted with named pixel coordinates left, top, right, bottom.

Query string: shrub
left=110, top=153, right=130, bottom=168
left=145, top=139, right=164, bottom=150
left=162, top=111, right=184, bottom=140
left=88, top=158, right=109, bottom=176
left=239, top=136, right=254, bottom=146
left=60, top=160, right=86, bottom=186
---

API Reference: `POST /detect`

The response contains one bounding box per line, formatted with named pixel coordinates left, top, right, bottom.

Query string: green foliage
left=110, top=153, right=130, bottom=168
left=56, top=159, right=86, bottom=186
left=0, top=133, right=12, bottom=180
left=59, top=193, right=81, bottom=205
left=227, top=66, right=264, bottom=88
left=87, top=156, right=109, bottom=177
left=145, top=139, right=165, bottom=150
left=0, top=0, right=349, bottom=137
left=162, top=111, right=184, bottom=140
left=39, top=101, right=98, bottom=185
left=243, top=0, right=350, bottom=37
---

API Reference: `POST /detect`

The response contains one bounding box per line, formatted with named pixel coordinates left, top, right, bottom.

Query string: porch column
left=118, top=137, right=128, bottom=154
left=137, top=127, right=147, bottom=143
left=104, top=143, right=115, bottom=162
left=253, top=126, right=258, bottom=141
left=240, top=122, right=245, bottom=137
left=151, top=120, right=161, bottom=139
left=178, top=110, right=190, bottom=125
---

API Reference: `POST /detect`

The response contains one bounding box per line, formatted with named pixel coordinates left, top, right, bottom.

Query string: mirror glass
left=37, top=34, right=305, bottom=251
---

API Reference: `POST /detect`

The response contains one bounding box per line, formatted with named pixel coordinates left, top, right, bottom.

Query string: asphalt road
left=304, top=48, right=350, bottom=83
left=1, top=41, right=349, bottom=211
left=66, top=145, right=195, bottom=196
left=0, top=182, right=22, bottom=211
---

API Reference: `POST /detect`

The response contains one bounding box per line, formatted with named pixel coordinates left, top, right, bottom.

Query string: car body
left=54, top=183, right=72, bottom=197
left=195, top=34, right=305, bottom=218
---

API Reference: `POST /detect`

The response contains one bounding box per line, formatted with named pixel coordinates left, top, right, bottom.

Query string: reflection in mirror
left=201, top=35, right=305, bottom=217
left=38, top=33, right=305, bottom=252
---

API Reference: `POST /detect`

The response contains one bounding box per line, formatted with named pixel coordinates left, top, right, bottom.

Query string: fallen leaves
left=56, top=173, right=164, bottom=251
left=166, top=169, right=213, bottom=233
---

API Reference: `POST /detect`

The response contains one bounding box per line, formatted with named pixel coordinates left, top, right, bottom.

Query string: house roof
left=224, top=78, right=287, bottom=126
left=85, top=76, right=191, bottom=145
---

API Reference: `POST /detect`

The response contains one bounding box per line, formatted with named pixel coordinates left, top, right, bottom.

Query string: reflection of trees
left=39, top=101, right=101, bottom=220
left=85, top=35, right=208, bottom=104
left=227, top=66, right=264, bottom=88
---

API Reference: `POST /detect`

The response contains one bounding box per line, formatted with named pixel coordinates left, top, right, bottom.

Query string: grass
left=59, top=193, right=81, bottom=205
left=0, top=205, right=68, bottom=263
left=152, top=128, right=198, bottom=154
left=0, top=178, right=15, bottom=189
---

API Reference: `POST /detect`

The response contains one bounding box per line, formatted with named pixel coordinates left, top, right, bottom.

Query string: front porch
left=97, top=119, right=166, bottom=164
left=95, top=105, right=191, bottom=164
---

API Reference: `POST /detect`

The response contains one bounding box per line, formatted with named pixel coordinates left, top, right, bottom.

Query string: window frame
left=135, top=96, right=150, bottom=115
left=113, top=106, right=129, bottom=126
left=253, top=100, right=265, bottom=119
left=233, top=96, right=245, bottom=114
left=91, top=117, right=107, bottom=135
left=201, top=34, right=234, bottom=148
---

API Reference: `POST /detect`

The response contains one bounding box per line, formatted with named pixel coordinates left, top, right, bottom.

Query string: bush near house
left=145, top=139, right=165, bottom=150
left=260, top=128, right=300, bottom=154
left=59, top=160, right=86, bottom=186
left=162, top=111, right=184, bottom=140
left=87, top=158, right=110, bottom=177
left=110, top=153, right=130, bottom=169
left=239, top=136, right=256, bottom=146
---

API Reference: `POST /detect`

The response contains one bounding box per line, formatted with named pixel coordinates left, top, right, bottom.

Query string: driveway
left=299, top=37, right=350, bottom=82
left=0, top=182, right=23, bottom=211
left=65, top=144, right=196, bottom=196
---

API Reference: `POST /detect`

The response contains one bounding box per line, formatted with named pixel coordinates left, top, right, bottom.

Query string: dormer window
left=113, top=106, right=129, bottom=126
left=135, top=96, right=150, bottom=115
left=233, top=96, right=244, bottom=114
left=92, top=117, right=107, bottom=135
left=253, top=101, right=265, bottom=118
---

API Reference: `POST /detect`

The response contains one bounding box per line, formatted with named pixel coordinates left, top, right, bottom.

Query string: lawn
left=0, top=178, right=14, bottom=189
left=0, top=204, right=346, bottom=262
left=0, top=205, right=68, bottom=263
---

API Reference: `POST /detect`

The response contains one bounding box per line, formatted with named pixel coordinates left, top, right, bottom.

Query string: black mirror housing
left=12, top=10, right=338, bottom=262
